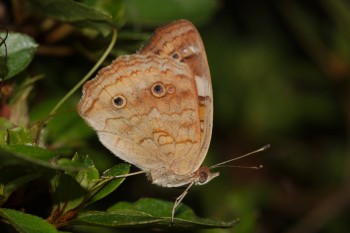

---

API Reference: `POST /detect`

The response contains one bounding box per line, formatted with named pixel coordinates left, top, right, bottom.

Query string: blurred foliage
left=0, top=0, right=349, bottom=232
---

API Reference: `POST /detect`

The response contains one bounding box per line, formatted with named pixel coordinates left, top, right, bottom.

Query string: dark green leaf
left=0, top=32, right=37, bottom=79
left=73, top=198, right=236, bottom=229
left=74, top=210, right=162, bottom=227
left=0, top=145, right=89, bottom=171
left=0, top=208, right=59, bottom=233
left=83, top=0, right=125, bottom=24
left=102, top=163, right=131, bottom=177
left=85, top=163, right=130, bottom=206
left=0, top=144, right=57, bottom=161
left=25, top=0, right=114, bottom=36
left=0, top=169, right=41, bottom=205
left=124, top=0, right=218, bottom=26
left=51, top=173, right=86, bottom=214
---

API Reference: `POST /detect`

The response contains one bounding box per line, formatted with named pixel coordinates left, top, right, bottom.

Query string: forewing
left=78, top=55, right=202, bottom=174
left=140, top=19, right=213, bottom=170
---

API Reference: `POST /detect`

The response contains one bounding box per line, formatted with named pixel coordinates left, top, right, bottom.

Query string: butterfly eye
left=112, top=95, right=126, bottom=108
left=172, top=53, right=179, bottom=59
left=199, top=170, right=208, bottom=183
left=151, top=83, right=166, bottom=98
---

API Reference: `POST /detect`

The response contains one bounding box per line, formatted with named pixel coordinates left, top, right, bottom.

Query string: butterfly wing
left=78, top=20, right=212, bottom=187
left=78, top=55, right=202, bottom=179
left=140, top=19, right=213, bottom=172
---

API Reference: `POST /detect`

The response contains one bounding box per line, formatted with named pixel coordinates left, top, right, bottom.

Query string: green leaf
left=25, top=0, right=114, bottom=36
left=124, top=0, right=218, bottom=26
left=0, top=127, right=33, bottom=145
left=51, top=174, right=86, bottom=214
left=66, top=153, right=99, bottom=190
left=0, top=118, right=13, bottom=130
left=73, top=198, right=236, bottom=229
left=0, top=144, right=57, bottom=162
left=0, top=169, right=41, bottom=205
left=0, top=145, right=89, bottom=171
left=85, top=163, right=130, bottom=206
left=83, top=0, right=126, bottom=24
left=0, top=32, right=37, bottom=79
left=0, top=208, right=59, bottom=233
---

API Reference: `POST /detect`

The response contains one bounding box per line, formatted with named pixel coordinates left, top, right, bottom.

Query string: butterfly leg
left=171, top=182, right=195, bottom=223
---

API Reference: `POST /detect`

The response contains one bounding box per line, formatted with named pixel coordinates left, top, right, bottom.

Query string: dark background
left=199, top=1, right=350, bottom=233
left=1, top=0, right=350, bottom=232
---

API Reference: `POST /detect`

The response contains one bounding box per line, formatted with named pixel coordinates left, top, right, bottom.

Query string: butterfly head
left=194, top=166, right=219, bottom=185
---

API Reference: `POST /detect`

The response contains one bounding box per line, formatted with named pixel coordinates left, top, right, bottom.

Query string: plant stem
left=48, top=29, right=118, bottom=119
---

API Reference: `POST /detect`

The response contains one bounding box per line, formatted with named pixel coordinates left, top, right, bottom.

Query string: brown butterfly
left=78, top=19, right=269, bottom=221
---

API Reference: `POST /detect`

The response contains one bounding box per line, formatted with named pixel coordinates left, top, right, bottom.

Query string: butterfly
left=78, top=19, right=269, bottom=221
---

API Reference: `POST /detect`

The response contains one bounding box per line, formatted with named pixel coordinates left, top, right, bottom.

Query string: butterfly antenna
left=210, top=144, right=270, bottom=169
left=213, top=164, right=264, bottom=169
